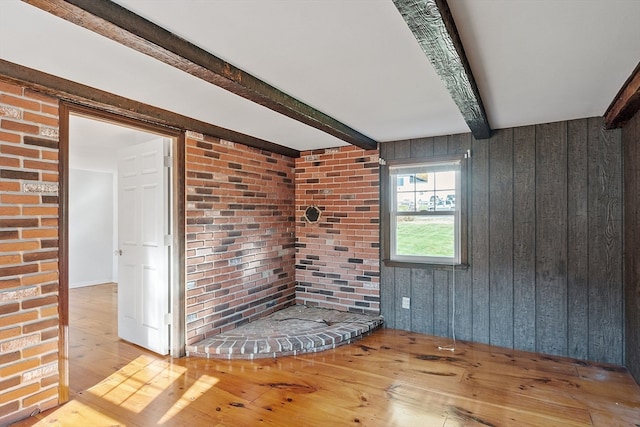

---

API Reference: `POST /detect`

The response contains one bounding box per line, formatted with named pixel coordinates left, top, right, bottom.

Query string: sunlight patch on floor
left=21, top=399, right=121, bottom=427
left=17, top=355, right=222, bottom=426
left=87, top=355, right=219, bottom=422
left=157, top=372, right=219, bottom=425
left=87, top=355, right=174, bottom=411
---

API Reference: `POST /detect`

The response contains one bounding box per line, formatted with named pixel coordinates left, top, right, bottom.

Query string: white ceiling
left=69, top=114, right=161, bottom=150
left=1, top=0, right=639, bottom=152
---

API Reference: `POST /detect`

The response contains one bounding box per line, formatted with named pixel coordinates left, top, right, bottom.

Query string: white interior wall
left=68, top=167, right=116, bottom=288
left=69, top=124, right=162, bottom=288
left=69, top=142, right=120, bottom=287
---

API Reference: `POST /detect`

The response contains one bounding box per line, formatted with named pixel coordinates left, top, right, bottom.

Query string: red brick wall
left=0, top=81, right=60, bottom=423
left=185, top=133, right=296, bottom=345
left=295, top=146, right=380, bottom=315
left=0, top=79, right=380, bottom=424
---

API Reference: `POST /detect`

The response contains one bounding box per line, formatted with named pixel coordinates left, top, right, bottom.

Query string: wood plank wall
left=623, top=110, right=640, bottom=382
left=380, top=117, right=624, bottom=364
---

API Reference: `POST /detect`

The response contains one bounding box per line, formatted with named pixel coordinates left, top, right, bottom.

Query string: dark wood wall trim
left=0, top=59, right=300, bottom=158
left=173, top=132, right=187, bottom=359
left=393, top=0, right=491, bottom=140
left=24, top=0, right=377, bottom=150
left=622, top=109, right=640, bottom=384
left=57, top=102, right=189, bottom=404
left=605, top=61, right=640, bottom=129
left=57, top=102, right=70, bottom=404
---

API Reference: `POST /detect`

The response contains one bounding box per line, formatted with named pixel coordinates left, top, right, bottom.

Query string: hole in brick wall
left=303, top=205, right=321, bottom=223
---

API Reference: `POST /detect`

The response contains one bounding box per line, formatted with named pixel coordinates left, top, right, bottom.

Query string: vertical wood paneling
left=623, top=110, right=640, bottom=383
left=381, top=139, right=396, bottom=162
left=380, top=265, right=395, bottom=329
left=410, top=137, right=434, bottom=158
left=433, top=269, right=450, bottom=336
left=379, top=142, right=395, bottom=328
left=513, top=125, right=536, bottom=351
left=535, top=121, right=568, bottom=356
left=449, top=133, right=473, bottom=341
left=587, top=117, right=623, bottom=364
left=395, top=268, right=412, bottom=330
left=431, top=135, right=450, bottom=337
left=411, top=268, right=434, bottom=334
left=448, top=133, right=471, bottom=157
left=395, top=139, right=411, bottom=160
left=434, top=135, right=448, bottom=156
left=471, top=138, right=490, bottom=343
left=489, top=129, right=514, bottom=348
left=566, top=119, right=589, bottom=360
left=392, top=138, right=411, bottom=329
left=379, top=117, right=623, bottom=364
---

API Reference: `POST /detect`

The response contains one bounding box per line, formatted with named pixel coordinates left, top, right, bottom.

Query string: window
left=387, top=156, right=466, bottom=265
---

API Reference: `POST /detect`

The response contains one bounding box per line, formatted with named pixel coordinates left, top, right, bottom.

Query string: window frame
left=382, top=154, right=468, bottom=268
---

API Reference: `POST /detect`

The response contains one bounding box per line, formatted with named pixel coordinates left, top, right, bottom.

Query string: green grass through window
left=396, top=217, right=454, bottom=257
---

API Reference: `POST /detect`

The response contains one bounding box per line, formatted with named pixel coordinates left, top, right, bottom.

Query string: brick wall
left=0, top=79, right=380, bottom=424
left=185, top=133, right=296, bottom=345
left=295, top=146, right=380, bottom=315
left=0, top=81, right=60, bottom=424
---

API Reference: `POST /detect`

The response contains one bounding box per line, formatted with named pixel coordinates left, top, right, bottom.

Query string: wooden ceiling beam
left=604, top=61, right=640, bottom=129
left=393, top=0, right=491, bottom=139
left=0, top=59, right=300, bottom=158
left=23, top=0, right=377, bottom=150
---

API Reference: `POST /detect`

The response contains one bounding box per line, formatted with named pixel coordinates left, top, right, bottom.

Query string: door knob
left=115, top=249, right=123, bottom=256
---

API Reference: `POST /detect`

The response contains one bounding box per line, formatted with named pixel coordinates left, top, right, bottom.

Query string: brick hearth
left=186, top=305, right=383, bottom=359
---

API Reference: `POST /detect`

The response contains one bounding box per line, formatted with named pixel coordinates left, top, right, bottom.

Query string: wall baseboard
left=69, top=279, right=115, bottom=289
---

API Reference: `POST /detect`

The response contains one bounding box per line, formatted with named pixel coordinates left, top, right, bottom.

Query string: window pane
left=389, top=157, right=463, bottom=264
left=396, top=192, right=415, bottom=212
left=416, top=194, right=430, bottom=211
left=434, top=171, right=456, bottom=191
left=414, top=173, right=432, bottom=192
left=395, top=215, right=455, bottom=258
left=395, top=174, right=408, bottom=189
left=442, top=192, right=455, bottom=210
left=435, top=191, right=455, bottom=211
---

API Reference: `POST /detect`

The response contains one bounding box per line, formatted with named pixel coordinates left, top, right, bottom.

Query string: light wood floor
left=12, top=283, right=640, bottom=426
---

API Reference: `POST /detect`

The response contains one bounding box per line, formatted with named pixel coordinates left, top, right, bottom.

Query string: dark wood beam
left=604, top=61, right=640, bottom=129
left=393, top=0, right=491, bottom=139
left=23, top=0, right=377, bottom=150
left=0, top=59, right=300, bottom=158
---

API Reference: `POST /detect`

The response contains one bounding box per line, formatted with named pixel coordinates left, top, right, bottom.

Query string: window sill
left=382, top=259, right=469, bottom=271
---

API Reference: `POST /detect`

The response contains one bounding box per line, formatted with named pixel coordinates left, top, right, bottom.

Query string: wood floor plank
left=286, top=355, right=593, bottom=426
left=10, top=283, right=640, bottom=427
left=284, top=339, right=589, bottom=417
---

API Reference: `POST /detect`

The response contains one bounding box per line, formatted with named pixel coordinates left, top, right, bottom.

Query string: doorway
left=59, top=103, right=185, bottom=402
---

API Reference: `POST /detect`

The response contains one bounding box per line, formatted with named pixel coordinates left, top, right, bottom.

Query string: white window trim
left=388, top=157, right=463, bottom=265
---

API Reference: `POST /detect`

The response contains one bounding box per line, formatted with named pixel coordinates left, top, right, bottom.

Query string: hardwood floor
left=11, top=283, right=640, bottom=426
left=66, top=283, right=158, bottom=396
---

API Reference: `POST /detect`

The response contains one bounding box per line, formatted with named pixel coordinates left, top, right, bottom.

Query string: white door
left=116, top=138, right=170, bottom=355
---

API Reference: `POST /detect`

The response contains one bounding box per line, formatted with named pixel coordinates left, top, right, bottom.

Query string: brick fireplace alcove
left=185, top=136, right=381, bottom=355
left=186, top=133, right=382, bottom=355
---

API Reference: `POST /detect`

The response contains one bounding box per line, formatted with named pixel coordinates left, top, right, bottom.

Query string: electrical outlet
left=402, top=297, right=410, bottom=309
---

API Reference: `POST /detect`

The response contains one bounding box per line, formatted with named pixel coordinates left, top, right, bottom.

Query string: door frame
left=58, top=102, right=186, bottom=403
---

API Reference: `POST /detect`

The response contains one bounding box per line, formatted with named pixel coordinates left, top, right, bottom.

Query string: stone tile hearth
left=186, top=305, right=384, bottom=359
